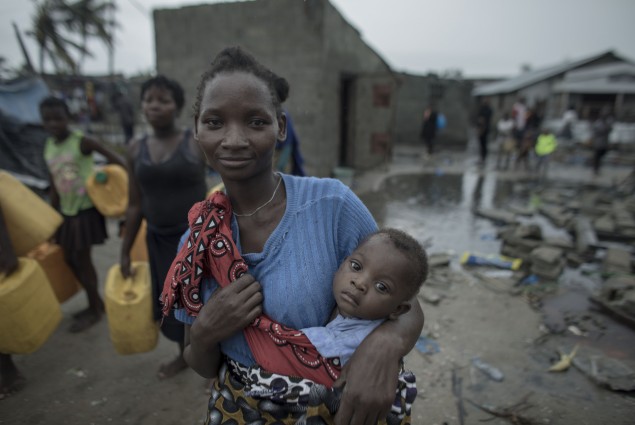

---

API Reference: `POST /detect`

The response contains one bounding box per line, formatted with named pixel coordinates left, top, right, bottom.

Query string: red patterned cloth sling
left=161, top=191, right=341, bottom=387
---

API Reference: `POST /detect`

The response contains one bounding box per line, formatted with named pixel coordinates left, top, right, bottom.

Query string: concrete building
left=154, top=0, right=398, bottom=177
left=154, top=0, right=473, bottom=176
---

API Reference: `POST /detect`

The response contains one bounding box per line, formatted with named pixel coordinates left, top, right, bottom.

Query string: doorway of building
left=339, top=73, right=355, bottom=167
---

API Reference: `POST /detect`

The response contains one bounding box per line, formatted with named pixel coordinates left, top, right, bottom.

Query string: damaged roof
left=473, top=50, right=632, bottom=96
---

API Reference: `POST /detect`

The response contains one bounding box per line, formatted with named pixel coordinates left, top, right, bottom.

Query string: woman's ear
left=388, top=302, right=411, bottom=321
left=277, top=112, right=287, bottom=142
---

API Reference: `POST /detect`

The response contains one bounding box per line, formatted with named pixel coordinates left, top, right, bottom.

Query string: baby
left=302, top=228, right=428, bottom=366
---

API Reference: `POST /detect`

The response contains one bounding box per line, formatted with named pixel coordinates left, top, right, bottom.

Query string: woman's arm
left=183, top=324, right=222, bottom=378
left=119, top=141, right=143, bottom=278
left=80, top=135, right=126, bottom=167
left=334, top=298, right=424, bottom=425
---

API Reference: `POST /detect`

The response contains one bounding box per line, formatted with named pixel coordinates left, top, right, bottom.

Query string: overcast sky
left=2, top=0, right=635, bottom=78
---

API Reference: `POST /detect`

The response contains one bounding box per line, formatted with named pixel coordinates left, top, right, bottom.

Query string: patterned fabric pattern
left=204, top=360, right=416, bottom=425
left=160, top=191, right=341, bottom=386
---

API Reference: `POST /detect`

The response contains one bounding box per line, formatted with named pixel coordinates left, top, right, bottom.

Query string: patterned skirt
left=204, top=359, right=417, bottom=425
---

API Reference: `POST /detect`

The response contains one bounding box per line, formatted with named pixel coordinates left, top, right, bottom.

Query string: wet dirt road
left=2, top=143, right=634, bottom=424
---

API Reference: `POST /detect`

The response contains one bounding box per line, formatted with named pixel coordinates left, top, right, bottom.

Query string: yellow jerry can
left=104, top=262, right=158, bottom=355
left=0, top=258, right=62, bottom=354
left=85, top=164, right=129, bottom=218
left=0, top=171, right=63, bottom=256
left=27, top=242, right=82, bottom=303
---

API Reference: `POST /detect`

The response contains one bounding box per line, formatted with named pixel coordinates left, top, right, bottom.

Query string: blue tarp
left=0, top=77, right=51, bottom=190
left=0, top=77, right=50, bottom=125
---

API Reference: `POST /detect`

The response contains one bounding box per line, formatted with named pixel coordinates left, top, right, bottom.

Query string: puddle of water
left=360, top=172, right=521, bottom=255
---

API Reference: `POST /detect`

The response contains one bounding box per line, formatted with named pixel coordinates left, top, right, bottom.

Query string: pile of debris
left=470, top=181, right=635, bottom=328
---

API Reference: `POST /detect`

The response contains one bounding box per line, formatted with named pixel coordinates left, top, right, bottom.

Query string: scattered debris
left=451, top=368, right=467, bottom=425
left=471, top=357, right=504, bottom=382
left=418, top=287, right=443, bottom=305
left=572, top=347, right=635, bottom=391
left=539, top=204, right=573, bottom=228
left=602, top=247, right=633, bottom=274
left=473, top=270, right=517, bottom=293
left=589, top=274, right=635, bottom=329
left=66, top=368, right=88, bottom=379
left=574, top=216, right=598, bottom=255
left=567, top=325, right=587, bottom=337
left=428, top=252, right=452, bottom=268
left=530, top=246, right=565, bottom=280
left=518, top=274, right=539, bottom=286
left=466, top=393, right=536, bottom=425
left=90, top=397, right=108, bottom=407
left=461, top=252, right=522, bottom=270
left=475, top=207, right=519, bottom=225
left=415, top=335, right=440, bottom=355
left=548, top=344, right=579, bottom=372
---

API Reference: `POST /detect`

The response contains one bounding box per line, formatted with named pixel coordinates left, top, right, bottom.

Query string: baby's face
left=332, top=234, right=413, bottom=320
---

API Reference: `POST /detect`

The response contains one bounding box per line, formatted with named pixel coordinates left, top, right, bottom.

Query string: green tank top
left=44, top=130, right=95, bottom=216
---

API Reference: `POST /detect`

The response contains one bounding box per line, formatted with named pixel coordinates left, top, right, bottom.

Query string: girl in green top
left=40, top=96, right=125, bottom=333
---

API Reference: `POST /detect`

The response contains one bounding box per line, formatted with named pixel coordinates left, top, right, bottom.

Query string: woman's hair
left=193, top=46, right=289, bottom=117
left=39, top=96, right=71, bottom=116
left=140, top=75, right=185, bottom=111
left=368, top=228, right=429, bottom=298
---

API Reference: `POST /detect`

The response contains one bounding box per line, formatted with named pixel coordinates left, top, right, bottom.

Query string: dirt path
left=2, top=146, right=634, bottom=424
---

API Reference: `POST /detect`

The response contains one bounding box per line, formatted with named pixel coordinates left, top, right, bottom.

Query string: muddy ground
left=2, top=141, right=635, bottom=425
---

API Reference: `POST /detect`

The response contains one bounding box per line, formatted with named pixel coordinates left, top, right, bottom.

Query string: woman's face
left=195, top=71, right=286, bottom=180
left=141, top=85, right=179, bottom=127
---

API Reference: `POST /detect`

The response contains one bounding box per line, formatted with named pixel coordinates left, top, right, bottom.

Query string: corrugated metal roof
left=553, top=62, right=635, bottom=94
left=561, top=62, right=635, bottom=82
left=554, top=81, right=635, bottom=94
left=472, top=50, right=625, bottom=96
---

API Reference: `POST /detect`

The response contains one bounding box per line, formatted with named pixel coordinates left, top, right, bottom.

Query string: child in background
left=534, top=128, right=558, bottom=178
left=302, top=228, right=428, bottom=367
left=495, top=113, right=515, bottom=170
left=40, top=96, right=125, bottom=333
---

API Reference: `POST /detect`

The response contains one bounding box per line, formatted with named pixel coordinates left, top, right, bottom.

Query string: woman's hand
left=120, top=253, right=133, bottom=279
left=333, top=332, right=401, bottom=425
left=184, top=273, right=262, bottom=378
left=191, top=273, right=263, bottom=347
left=334, top=298, right=423, bottom=425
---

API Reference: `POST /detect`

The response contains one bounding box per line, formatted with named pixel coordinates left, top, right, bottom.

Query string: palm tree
left=62, top=0, right=116, bottom=73
left=28, top=0, right=84, bottom=74
left=27, top=0, right=116, bottom=75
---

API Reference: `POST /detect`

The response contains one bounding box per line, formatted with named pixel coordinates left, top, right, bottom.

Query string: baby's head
left=333, top=228, right=428, bottom=321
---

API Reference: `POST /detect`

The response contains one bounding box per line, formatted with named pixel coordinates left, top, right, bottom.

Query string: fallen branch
left=466, top=393, right=536, bottom=425
left=451, top=367, right=467, bottom=425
